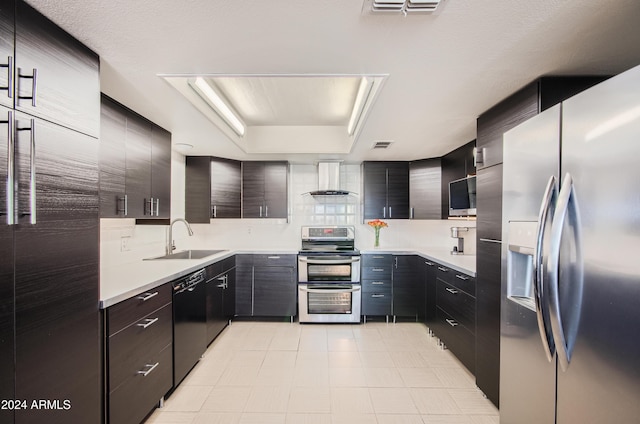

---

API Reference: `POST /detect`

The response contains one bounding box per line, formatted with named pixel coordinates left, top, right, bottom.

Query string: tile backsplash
left=101, top=158, right=476, bottom=267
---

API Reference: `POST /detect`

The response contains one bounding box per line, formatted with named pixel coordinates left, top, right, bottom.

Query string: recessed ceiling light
left=189, top=77, right=246, bottom=137
left=174, top=143, right=194, bottom=151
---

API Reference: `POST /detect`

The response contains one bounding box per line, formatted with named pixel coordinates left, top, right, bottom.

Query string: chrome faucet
left=167, top=218, right=194, bottom=254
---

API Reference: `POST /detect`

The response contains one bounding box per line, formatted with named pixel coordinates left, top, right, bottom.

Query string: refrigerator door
left=500, top=105, right=561, bottom=424
left=557, top=65, right=640, bottom=423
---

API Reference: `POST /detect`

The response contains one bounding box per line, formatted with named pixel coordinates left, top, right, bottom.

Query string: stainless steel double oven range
left=298, top=226, right=361, bottom=323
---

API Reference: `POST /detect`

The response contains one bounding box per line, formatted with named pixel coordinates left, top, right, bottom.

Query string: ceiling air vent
left=365, top=0, right=442, bottom=14
left=372, top=140, right=394, bottom=149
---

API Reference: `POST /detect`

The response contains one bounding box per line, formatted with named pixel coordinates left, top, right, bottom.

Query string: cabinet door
left=0, top=106, right=14, bottom=424
left=440, top=140, right=476, bottom=218
left=15, top=1, right=100, bottom=138
left=476, top=164, right=502, bottom=241
left=263, top=161, right=288, bottom=218
left=99, top=95, right=127, bottom=218
left=475, top=239, right=502, bottom=407
left=242, top=161, right=264, bottom=218
left=224, top=268, right=236, bottom=319
left=423, top=259, right=437, bottom=325
left=14, top=115, right=100, bottom=423
left=211, top=157, right=241, bottom=218
left=253, top=266, right=296, bottom=317
left=409, top=158, right=441, bottom=219
left=151, top=125, right=171, bottom=218
left=125, top=114, right=152, bottom=218
left=363, top=162, right=388, bottom=219
left=185, top=156, right=212, bottom=223
left=0, top=0, right=14, bottom=110
left=386, top=162, right=410, bottom=219
left=392, top=255, right=421, bottom=318
left=235, top=255, right=253, bottom=316
left=206, top=275, right=226, bottom=344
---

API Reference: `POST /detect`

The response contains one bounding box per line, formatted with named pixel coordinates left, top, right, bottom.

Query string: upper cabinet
left=185, top=156, right=241, bottom=223
left=440, top=140, right=476, bottom=218
left=242, top=161, right=288, bottom=219
left=363, top=161, right=410, bottom=220
left=0, top=0, right=99, bottom=137
left=409, top=158, right=441, bottom=219
left=99, top=95, right=172, bottom=219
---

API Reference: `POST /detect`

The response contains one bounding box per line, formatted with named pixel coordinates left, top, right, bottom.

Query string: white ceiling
left=25, top=0, right=640, bottom=163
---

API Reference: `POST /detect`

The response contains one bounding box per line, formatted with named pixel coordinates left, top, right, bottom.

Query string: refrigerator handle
left=546, top=173, right=584, bottom=372
left=533, top=175, right=557, bottom=362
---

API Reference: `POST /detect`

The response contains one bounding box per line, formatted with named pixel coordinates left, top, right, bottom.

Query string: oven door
left=298, top=283, right=361, bottom=323
left=298, top=256, right=361, bottom=283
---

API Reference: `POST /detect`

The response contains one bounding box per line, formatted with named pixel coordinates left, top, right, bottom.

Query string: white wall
left=101, top=158, right=476, bottom=268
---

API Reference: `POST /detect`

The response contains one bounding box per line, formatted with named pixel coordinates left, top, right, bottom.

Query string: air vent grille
left=367, top=0, right=442, bottom=14
left=372, top=140, right=394, bottom=149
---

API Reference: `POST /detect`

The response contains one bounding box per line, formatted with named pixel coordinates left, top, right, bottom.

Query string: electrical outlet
left=247, top=227, right=252, bottom=234
left=120, top=236, right=131, bottom=252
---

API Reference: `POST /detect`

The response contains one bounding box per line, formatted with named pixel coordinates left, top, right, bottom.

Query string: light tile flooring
left=147, top=321, right=499, bottom=424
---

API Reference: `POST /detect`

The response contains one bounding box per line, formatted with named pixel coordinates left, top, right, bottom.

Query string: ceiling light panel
left=366, top=0, right=442, bottom=14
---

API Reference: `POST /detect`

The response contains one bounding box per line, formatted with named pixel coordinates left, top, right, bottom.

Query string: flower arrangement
left=367, top=219, right=388, bottom=248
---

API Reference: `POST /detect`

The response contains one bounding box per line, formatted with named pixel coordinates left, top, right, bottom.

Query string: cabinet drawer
left=108, top=284, right=172, bottom=335
left=362, top=279, right=392, bottom=293
left=435, top=308, right=475, bottom=374
left=436, top=265, right=475, bottom=296
left=108, top=344, right=172, bottom=424
left=436, top=281, right=475, bottom=333
left=361, top=265, right=392, bottom=280
left=253, top=254, right=296, bottom=267
left=108, top=304, right=173, bottom=391
left=362, top=292, right=392, bottom=316
left=361, top=254, right=392, bottom=267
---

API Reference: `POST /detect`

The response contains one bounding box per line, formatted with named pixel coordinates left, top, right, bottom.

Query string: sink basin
left=144, top=249, right=227, bottom=260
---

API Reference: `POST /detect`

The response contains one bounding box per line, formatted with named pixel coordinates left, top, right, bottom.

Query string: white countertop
left=100, top=247, right=475, bottom=309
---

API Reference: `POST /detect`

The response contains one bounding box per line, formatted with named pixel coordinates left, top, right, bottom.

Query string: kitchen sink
left=144, top=249, right=227, bottom=260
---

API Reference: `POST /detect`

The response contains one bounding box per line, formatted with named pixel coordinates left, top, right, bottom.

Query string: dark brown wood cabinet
left=392, top=255, right=423, bottom=320
left=363, top=161, right=410, bottom=220
left=440, top=140, right=476, bottom=219
left=106, top=285, right=173, bottom=424
left=185, top=156, right=241, bottom=223
left=242, top=161, right=288, bottom=219
left=361, top=254, right=393, bottom=319
left=205, top=256, right=236, bottom=344
left=100, top=95, right=172, bottom=219
left=409, top=158, right=441, bottom=219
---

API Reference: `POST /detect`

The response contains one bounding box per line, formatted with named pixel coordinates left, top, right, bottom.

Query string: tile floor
left=147, top=321, right=499, bottom=424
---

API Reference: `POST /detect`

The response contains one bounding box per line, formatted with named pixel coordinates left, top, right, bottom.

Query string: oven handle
left=299, top=286, right=361, bottom=294
left=298, top=257, right=361, bottom=264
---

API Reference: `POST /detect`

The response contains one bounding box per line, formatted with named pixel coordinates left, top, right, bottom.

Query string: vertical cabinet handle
left=17, top=119, right=36, bottom=224
left=155, top=198, right=160, bottom=216
left=18, top=68, right=37, bottom=107
left=383, top=206, right=386, bottom=218
left=265, top=205, right=268, bottom=217
left=389, top=206, right=392, bottom=218
left=118, top=194, right=128, bottom=216
left=3, top=111, right=15, bottom=224
left=0, top=56, right=14, bottom=99
left=410, top=207, right=414, bottom=219
left=259, top=206, right=262, bottom=218
left=212, top=205, right=217, bottom=218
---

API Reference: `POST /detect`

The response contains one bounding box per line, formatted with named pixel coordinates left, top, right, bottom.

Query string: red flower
left=367, top=219, right=388, bottom=229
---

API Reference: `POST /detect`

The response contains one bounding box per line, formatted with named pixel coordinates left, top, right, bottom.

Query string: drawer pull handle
left=268, top=256, right=280, bottom=259
left=438, top=267, right=448, bottom=272
left=371, top=294, right=385, bottom=298
left=445, top=287, right=459, bottom=295
left=455, top=274, right=470, bottom=281
left=372, top=268, right=384, bottom=272
left=137, top=292, right=158, bottom=302
left=371, top=281, right=384, bottom=285
left=137, top=362, right=159, bottom=377
left=445, top=319, right=458, bottom=327
left=136, top=317, right=159, bottom=329
left=425, top=261, right=434, bottom=266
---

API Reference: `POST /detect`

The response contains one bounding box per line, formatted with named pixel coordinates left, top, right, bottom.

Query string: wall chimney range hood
left=308, top=162, right=353, bottom=196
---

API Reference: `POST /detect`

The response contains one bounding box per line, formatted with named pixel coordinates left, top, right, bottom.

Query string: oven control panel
left=302, top=226, right=355, bottom=240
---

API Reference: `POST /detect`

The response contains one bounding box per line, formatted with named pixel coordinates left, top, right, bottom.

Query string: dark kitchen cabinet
left=106, top=284, right=173, bottom=424
left=409, top=158, right=441, bottom=219
left=99, top=95, right=172, bottom=219
left=392, top=255, right=423, bottom=320
left=205, top=256, right=236, bottom=344
left=363, top=161, right=410, bottom=220
left=423, top=259, right=437, bottom=326
left=6, top=1, right=100, bottom=137
left=440, top=140, right=476, bottom=219
left=185, top=156, right=241, bottom=223
left=242, top=161, right=288, bottom=219
left=432, top=264, right=476, bottom=374
left=0, top=0, right=16, bottom=111
left=476, top=239, right=502, bottom=407
left=235, top=254, right=297, bottom=319
left=361, top=254, right=393, bottom=319
left=476, top=164, right=502, bottom=242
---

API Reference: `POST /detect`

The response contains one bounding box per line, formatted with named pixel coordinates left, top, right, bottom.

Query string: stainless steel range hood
left=308, top=162, right=352, bottom=196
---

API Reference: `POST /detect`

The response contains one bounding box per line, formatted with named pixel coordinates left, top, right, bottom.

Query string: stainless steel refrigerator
left=500, top=64, right=640, bottom=423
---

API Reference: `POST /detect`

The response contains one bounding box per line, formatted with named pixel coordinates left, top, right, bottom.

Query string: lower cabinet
left=361, top=254, right=393, bottom=320
left=205, top=256, right=236, bottom=344
left=106, top=284, right=173, bottom=424
left=392, top=255, right=423, bottom=320
left=235, top=254, right=297, bottom=319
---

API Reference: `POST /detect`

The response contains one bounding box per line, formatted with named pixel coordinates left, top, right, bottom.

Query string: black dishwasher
left=172, top=269, right=207, bottom=386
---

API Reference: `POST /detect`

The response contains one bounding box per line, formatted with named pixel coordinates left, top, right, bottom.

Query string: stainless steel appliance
left=172, top=269, right=207, bottom=385
left=500, top=65, right=640, bottom=423
left=298, top=226, right=361, bottom=323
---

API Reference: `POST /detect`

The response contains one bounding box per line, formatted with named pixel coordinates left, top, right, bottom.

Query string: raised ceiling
left=24, top=0, right=640, bottom=162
